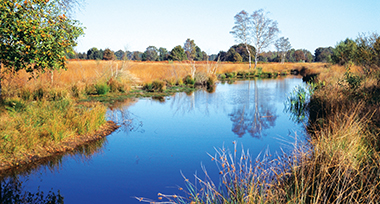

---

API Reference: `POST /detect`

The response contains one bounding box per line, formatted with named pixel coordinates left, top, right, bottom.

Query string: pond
left=0, top=77, right=307, bottom=203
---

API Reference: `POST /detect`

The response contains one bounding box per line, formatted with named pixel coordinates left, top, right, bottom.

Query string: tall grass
left=0, top=98, right=106, bottom=166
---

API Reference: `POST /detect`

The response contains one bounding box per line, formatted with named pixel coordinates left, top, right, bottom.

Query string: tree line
left=66, top=38, right=214, bottom=61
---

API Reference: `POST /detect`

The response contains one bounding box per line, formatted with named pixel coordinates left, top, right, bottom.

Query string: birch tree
left=251, top=9, right=279, bottom=69
left=230, top=10, right=253, bottom=69
left=231, top=9, right=279, bottom=69
left=275, top=37, right=292, bottom=63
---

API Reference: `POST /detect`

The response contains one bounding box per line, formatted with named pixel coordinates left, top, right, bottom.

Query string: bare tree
left=275, top=37, right=292, bottom=63
left=250, top=9, right=280, bottom=69
left=58, top=0, right=85, bottom=16
left=230, top=10, right=253, bottom=69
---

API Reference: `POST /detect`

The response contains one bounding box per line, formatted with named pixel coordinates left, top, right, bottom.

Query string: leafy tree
left=294, top=50, right=306, bottom=62
left=131, top=51, right=142, bottom=61
left=302, top=49, right=314, bottom=62
left=332, top=38, right=358, bottom=65
left=286, top=49, right=296, bottom=62
left=355, top=32, right=380, bottom=70
left=0, top=0, right=84, bottom=96
left=226, top=48, right=243, bottom=62
left=169, top=45, right=187, bottom=61
left=142, top=46, right=158, bottom=61
left=114, top=49, right=125, bottom=60
left=209, top=54, right=218, bottom=61
left=87, top=47, right=102, bottom=60
left=215, top=51, right=227, bottom=61
left=77, top=52, right=87, bottom=59
left=158, top=47, right=168, bottom=61
left=314, top=47, right=333, bottom=63
left=231, top=43, right=255, bottom=62
left=103, top=48, right=116, bottom=60
left=183, top=39, right=196, bottom=60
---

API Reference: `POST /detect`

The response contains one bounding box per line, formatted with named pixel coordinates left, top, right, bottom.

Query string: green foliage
left=183, top=39, right=196, bottom=60
left=183, top=75, right=195, bottom=85
left=103, top=48, right=116, bottom=60
left=225, top=72, right=236, bottom=78
left=4, top=98, right=25, bottom=113
left=143, top=80, right=166, bottom=92
left=219, top=73, right=226, bottom=80
left=169, top=45, right=187, bottom=61
left=344, top=69, right=362, bottom=89
left=95, top=83, right=110, bottom=95
left=332, top=38, right=358, bottom=65
left=0, top=0, right=84, bottom=73
left=142, top=46, right=159, bottom=61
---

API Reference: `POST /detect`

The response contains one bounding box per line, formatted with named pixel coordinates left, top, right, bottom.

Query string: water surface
left=1, top=77, right=306, bottom=203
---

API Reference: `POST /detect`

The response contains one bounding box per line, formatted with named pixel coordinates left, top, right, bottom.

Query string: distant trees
left=142, top=46, right=159, bottom=61
left=314, top=47, right=333, bottom=63
left=103, top=48, right=116, bottom=60
left=169, top=46, right=187, bottom=61
left=87, top=47, right=103, bottom=60
left=183, top=39, right=196, bottom=60
left=275, top=37, right=292, bottom=63
left=330, top=33, right=380, bottom=71
left=158, top=47, right=169, bottom=61
left=114, top=50, right=125, bottom=60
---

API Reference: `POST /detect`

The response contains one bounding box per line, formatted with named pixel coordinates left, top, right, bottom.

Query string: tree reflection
left=0, top=176, right=63, bottom=204
left=228, top=80, right=278, bottom=138
left=107, top=99, right=143, bottom=133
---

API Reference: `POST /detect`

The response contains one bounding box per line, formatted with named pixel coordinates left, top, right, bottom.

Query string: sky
left=72, top=0, right=380, bottom=55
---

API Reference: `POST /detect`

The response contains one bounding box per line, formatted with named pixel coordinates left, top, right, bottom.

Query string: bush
left=225, top=72, right=236, bottom=78
left=94, top=83, right=110, bottom=95
left=207, top=76, right=217, bottom=88
left=107, top=78, right=125, bottom=93
left=183, top=75, right=195, bottom=85
left=143, top=80, right=166, bottom=92
left=219, top=73, right=226, bottom=80
left=194, top=72, right=208, bottom=85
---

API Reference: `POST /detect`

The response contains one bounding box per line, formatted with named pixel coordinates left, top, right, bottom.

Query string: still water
left=1, top=77, right=306, bottom=203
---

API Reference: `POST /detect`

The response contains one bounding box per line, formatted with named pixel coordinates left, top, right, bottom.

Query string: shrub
left=176, top=78, right=184, bottom=86
left=194, top=72, right=208, bottom=85
left=183, top=75, right=195, bottom=85
left=94, top=83, right=110, bottom=95
left=219, top=73, right=226, bottom=80
left=207, top=76, right=216, bottom=88
left=143, top=80, right=166, bottom=92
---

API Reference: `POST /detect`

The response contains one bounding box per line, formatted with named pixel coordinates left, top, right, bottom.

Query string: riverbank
left=0, top=61, right=327, bottom=174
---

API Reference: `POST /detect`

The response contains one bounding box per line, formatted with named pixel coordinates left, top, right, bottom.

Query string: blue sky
left=73, top=0, right=380, bottom=55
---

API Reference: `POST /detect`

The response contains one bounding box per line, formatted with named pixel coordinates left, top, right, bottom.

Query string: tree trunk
left=254, top=53, right=258, bottom=69
left=245, top=44, right=251, bottom=69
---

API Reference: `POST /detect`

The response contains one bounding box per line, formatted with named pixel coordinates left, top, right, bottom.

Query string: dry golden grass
left=1, top=60, right=330, bottom=99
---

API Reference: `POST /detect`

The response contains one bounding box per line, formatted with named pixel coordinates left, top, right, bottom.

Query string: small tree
left=183, top=39, right=197, bottom=60
left=230, top=10, right=253, bottom=68
left=250, top=9, right=279, bottom=69
left=0, top=0, right=84, bottom=96
left=231, top=9, right=279, bottom=69
left=274, top=37, right=292, bottom=63
left=169, top=45, right=187, bottom=61
left=142, top=46, right=158, bottom=61
left=103, top=48, right=116, bottom=60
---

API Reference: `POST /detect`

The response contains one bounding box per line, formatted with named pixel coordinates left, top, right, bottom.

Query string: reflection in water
left=107, top=99, right=143, bottom=133
left=229, top=80, right=278, bottom=138
left=0, top=177, right=63, bottom=203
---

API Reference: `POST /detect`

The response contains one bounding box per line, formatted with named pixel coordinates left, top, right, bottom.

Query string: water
left=0, top=77, right=306, bottom=203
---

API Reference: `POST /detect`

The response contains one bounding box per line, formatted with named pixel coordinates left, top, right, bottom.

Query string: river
left=0, top=77, right=307, bottom=203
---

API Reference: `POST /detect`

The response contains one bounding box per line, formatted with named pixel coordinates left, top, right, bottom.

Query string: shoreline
left=0, top=120, right=120, bottom=174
